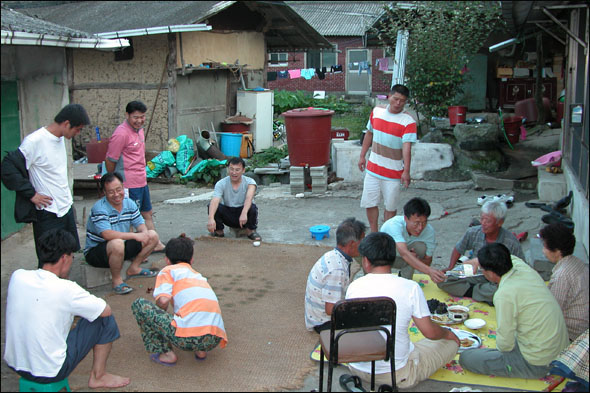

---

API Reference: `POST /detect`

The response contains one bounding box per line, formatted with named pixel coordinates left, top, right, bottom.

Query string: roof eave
left=96, top=24, right=212, bottom=39
left=1, top=30, right=129, bottom=50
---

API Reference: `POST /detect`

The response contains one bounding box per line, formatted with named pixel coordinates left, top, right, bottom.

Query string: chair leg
left=370, top=361, right=376, bottom=391
left=327, top=360, right=334, bottom=392
left=390, top=357, right=397, bottom=392
left=319, top=346, right=324, bottom=393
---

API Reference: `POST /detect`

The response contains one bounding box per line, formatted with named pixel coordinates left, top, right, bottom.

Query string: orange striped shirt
left=154, top=263, right=227, bottom=347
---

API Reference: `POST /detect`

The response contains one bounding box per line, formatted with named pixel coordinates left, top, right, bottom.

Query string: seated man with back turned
left=380, top=197, right=445, bottom=283
left=437, top=200, right=525, bottom=305
left=132, top=235, right=227, bottom=366
left=304, top=218, right=366, bottom=333
left=207, top=157, right=261, bottom=241
left=459, top=243, right=569, bottom=379
left=3, top=229, right=129, bottom=389
left=85, top=172, right=160, bottom=295
left=346, top=232, right=459, bottom=389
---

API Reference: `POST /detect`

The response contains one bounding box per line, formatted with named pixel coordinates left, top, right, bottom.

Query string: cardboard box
left=513, top=68, right=530, bottom=77
left=496, top=67, right=513, bottom=78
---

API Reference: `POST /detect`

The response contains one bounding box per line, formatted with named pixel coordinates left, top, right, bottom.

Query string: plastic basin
left=309, top=225, right=330, bottom=240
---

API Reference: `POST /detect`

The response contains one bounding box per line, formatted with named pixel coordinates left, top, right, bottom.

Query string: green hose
left=498, top=107, right=514, bottom=150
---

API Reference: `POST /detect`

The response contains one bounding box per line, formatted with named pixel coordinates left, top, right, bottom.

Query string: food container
left=464, top=318, right=486, bottom=330
left=448, top=305, right=469, bottom=321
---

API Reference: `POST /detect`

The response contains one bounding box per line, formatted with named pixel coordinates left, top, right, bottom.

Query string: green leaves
left=247, top=146, right=289, bottom=170
left=375, top=1, right=502, bottom=121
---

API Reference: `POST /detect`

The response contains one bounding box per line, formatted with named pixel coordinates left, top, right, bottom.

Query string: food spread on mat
left=460, top=338, right=475, bottom=347
left=427, top=298, right=448, bottom=314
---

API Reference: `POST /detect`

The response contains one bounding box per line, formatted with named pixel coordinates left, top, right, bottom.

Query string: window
left=268, top=53, right=288, bottom=67
left=306, top=45, right=338, bottom=69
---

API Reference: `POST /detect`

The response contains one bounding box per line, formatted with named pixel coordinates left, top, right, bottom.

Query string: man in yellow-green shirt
left=459, top=243, right=569, bottom=379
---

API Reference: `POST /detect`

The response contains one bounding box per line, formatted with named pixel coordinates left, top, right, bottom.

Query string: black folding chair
left=318, top=296, right=397, bottom=392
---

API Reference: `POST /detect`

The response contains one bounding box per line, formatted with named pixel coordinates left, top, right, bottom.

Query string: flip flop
left=113, top=282, right=133, bottom=295
left=150, top=353, right=176, bottom=367
left=194, top=352, right=207, bottom=361
left=127, top=268, right=158, bottom=279
left=247, top=231, right=261, bottom=241
left=339, top=374, right=365, bottom=392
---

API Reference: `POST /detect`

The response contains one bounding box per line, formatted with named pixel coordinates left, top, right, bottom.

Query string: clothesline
left=267, top=57, right=393, bottom=81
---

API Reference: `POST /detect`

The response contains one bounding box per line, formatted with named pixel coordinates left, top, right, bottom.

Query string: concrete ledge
left=537, top=168, right=566, bottom=202
left=471, top=172, right=514, bottom=190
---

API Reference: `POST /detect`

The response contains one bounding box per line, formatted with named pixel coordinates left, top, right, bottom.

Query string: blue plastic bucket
left=219, top=133, right=242, bottom=157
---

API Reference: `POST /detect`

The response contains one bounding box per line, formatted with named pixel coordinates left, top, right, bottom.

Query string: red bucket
left=503, top=116, right=523, bottom=144
left=448, top=106, right=467, bottom=126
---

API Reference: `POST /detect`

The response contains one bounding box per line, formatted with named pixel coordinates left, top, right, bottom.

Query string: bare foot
left=154, top=242, right=166, bottom=252
left=195, top=351, right=207, bottom=359
left=88, top=372, right=130, bottom=389
left=159, top=351, right=177, bottom=363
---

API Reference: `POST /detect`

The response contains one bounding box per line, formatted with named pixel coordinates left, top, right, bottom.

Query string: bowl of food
left=464, top=318, right=486, bottom=330
left=448, top=305, right=469, bottom=321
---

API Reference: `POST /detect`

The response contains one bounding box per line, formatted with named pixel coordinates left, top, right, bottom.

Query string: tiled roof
left=1, top=6, right=95, bottom=38
left=287, top=1, right=385, bottom=36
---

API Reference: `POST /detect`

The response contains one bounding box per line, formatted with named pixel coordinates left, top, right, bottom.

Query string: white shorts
left=360, top=173, right=401, bottom=212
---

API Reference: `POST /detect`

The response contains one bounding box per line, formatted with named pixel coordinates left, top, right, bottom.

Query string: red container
left=282, top=107, right=335, bottom=167
left=331, top=128, right=350, bottom=140
left=448, top=106, right=467, bottom=126
left=86, top=137, right=110, bottom=163
left=515, top=97, right=552, bottom=124
left=503, top=116, right=523, bottom=144
left=221, top=122, right=250, bottom=133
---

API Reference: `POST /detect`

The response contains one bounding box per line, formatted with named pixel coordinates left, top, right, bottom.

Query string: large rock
left=410, top=143, right=454, bottom=179
left=454, top=147, right=506, bottom=173
left=453, top=123, right=500, bottom=151
left=421, top=129, right=444, bottom=143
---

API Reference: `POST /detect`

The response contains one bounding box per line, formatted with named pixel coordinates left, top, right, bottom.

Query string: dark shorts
left=128, top=185, right=152, bottom=212
left=14, top=315, right=120, bottom=383
left=33, top=207, right=80, bottom=268
left=85, top=239, right=143, bottom=268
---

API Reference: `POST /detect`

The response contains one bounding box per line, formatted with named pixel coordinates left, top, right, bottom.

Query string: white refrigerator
left=236, top=90, right=274, bottom=152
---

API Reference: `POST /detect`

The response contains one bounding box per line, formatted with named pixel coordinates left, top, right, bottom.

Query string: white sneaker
left=477, top=194, right=514, bottom=206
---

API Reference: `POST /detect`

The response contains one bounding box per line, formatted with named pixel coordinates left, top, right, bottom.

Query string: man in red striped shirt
left=358, top=85, right=417, bottom=233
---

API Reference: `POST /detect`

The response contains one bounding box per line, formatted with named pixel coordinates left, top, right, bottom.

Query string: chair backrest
left=332, top=296, right=396, bottom=330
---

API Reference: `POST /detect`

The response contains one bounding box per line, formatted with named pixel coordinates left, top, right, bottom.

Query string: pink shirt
left=106, top=121, right=147, bottom=189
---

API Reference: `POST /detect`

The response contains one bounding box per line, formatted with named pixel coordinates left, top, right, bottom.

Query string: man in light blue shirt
left=380, top=197, right=445, bottom=283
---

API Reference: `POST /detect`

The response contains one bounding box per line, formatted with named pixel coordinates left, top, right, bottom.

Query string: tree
left=375, top=1, right=503, bottom=124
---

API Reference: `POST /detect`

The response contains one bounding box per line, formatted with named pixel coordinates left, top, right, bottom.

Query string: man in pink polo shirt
left=105, top=101, right=165, bottom=251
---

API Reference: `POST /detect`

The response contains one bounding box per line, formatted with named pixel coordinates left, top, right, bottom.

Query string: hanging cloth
left=288, top=69, right=301, bottom=79
left=277, top=71, right=289, bottom=79
left=377, top=57, right=389, bottom=71
left=358, top=61, right=371, bottom=75
left=267, top=71, right=277, bottom=81
left=331, top=65, right=343, bottom=74
left=316, top=67, right=326, bottom=80
left=301, top=68, right=315, bottom=80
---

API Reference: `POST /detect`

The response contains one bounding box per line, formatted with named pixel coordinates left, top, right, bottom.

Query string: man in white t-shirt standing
left=358, top=84, right=417, bottom=233
left=207, top=157, right=261, bottom=241
left=5, top=104, right=90, bottom=267
left=346, top=232, right=459, bottom=389
left=3, top=229, right=129, bottom=389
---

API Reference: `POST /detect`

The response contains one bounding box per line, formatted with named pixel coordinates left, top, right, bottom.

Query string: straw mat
left=68, top=237, right=331, bottom=391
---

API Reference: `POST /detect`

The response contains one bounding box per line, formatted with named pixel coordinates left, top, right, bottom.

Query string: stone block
left=471, top=171, right=515, bottom=190
left=312, top=185, right=327, bottom=194
left=290, top=184, right=305, bottom=194
left=454, top=123, right=499, bottom=149
left=456, top=149, right=505, bottom=173
left=410, top=143, right=454, bottom=179
left=310, top=165, right=327, bottom=175
left=81, top=263, right=112, bottom=288
left=537, top=168, right=566, bottom=202
left=332, top=140, right=366, bottom=183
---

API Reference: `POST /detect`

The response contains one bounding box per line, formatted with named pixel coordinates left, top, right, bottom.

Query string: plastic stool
left=310, top=225, right=330, bottom=240
left=19, top=377, right=71, bottom=392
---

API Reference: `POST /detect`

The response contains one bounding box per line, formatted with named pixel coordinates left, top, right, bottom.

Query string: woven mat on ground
left=68, top=237, right=330, bottom=392
left=311, top=274, right=566, bottom=391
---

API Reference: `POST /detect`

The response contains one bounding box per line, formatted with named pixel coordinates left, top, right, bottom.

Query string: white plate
left=464, top=318, right=486, bottom=330
left=445, top=328, right=482, bottom=352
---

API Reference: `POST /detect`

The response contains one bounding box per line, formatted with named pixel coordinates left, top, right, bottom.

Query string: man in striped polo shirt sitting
left=132, top=235, right=227, bottom=366
left=358, top=84, right=417, bottom=233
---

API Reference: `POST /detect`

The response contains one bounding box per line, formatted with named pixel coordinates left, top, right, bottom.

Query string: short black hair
left=390, top=84, right=410, bottom=98
left=336, top=217, right=366, bottom=247
left=227, top=156, right=245, bottom=168
left=38, top=228, right=78, bottom=265
left=100, top=172, right=124, bottom=191
left=539, top=223, right=576, bottom=257
left=358, top=232, right=397, bottom=267
left=165, top=235, right=194, bottom=264
left=477, top=243, right=513, bottom=277
left=403, top=197, right=431, bottom=218
left=126, top=100, right=147, bottom=114
left=54, top=104, right=90, bottom=127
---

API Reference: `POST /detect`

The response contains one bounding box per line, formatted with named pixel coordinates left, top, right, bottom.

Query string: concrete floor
left=2, top=176, right=558, bottom=392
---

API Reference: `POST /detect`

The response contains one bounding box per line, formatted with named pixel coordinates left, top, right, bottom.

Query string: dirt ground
left=1, top=178, right=555, bottom=392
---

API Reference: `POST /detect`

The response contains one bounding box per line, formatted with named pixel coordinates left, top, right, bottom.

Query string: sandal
left=194, top=352, right=207, bottom=361
left=247, top=231, right=261, bottom=241
left=113, top=282, right=133, bottom=295
left=209, top=232, right=225, bottom=238
left=150, top=353, right=176, bottom=367
left=127, top=268, right=158, bottom=279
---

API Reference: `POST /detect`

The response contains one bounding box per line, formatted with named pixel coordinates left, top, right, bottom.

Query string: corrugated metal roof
left=287, top=1, right=385, bottom=36
left=1, top=6, right=96, bottom=38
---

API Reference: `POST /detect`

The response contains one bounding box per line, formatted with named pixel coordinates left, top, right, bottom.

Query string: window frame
left=305, top=45, right=339, bottom=69
left=268, top=52, right=288, bottom=67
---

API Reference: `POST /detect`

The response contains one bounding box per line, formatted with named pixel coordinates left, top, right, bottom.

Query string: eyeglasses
left=105, top=187, right=124, bottom=196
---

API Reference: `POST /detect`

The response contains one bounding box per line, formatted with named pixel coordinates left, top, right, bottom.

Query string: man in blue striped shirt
left=304, top=218, right=366, bottom=332
left=84, top=172, right=160, bottom=294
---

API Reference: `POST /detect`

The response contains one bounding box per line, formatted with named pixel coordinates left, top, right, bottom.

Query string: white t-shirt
left=3, top=269, right=106, bottom=377
left=346, top=273, right=431, bottom=373
left=19, top=127, right=72, bottom=217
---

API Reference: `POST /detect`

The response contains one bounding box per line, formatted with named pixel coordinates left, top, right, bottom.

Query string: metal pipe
left=542, top=7, right=587, bottom=49
left=489, top=38, right=519, bottom=52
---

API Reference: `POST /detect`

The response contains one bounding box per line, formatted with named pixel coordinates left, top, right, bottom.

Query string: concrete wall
left=71, top=35, right=169, bottom=151
left=564, top=161, right=589, bottom=260
left=178, top=31, right=265, bottom=70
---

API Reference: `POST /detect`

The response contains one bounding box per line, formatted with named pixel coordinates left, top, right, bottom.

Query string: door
left=1, top=81, right=24, bottom=239
left=346, top=49, right=371, bottom=95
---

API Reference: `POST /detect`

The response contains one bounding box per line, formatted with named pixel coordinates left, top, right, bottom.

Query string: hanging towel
left=377, top=57, right=389, bottom=71
left=358, top=61, right=371, bottom=75
left=288, top=69, right=301, bottom=79
left=331, top=65, right=343, bottom=74
left=316, top=67, right=326, bottom=80
left=277, top=70, right=289, bottom=79
left=267, top=71, right=277, bottom=81
left=301, top=68, right=315, bottom=80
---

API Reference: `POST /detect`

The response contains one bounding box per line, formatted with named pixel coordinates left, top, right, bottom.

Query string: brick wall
left=267, top=36, right=392, bottom=95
